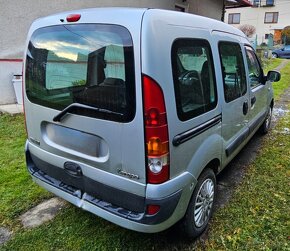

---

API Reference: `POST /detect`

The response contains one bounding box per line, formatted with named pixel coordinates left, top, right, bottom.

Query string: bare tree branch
left=239, top=24, right=256, bottom=38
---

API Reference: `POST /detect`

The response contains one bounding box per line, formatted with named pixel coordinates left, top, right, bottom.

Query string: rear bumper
left=25, top=141, right=195, bottom=232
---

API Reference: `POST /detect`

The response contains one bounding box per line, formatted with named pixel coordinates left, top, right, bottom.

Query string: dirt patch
left=0, top=227, right=12, bottom=245
left=273, top=107, right=289, bottom=122
left=20, top=198, right=65, bottom=229
left=215, top=133, right=262, bottom=209
left=272, top=90, right=290, bottom=124
left=274, top=59, right=289, bottom=72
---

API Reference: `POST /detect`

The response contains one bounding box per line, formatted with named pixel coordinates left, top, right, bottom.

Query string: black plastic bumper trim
left=225, top=128, right=249, bottom=157
left=27, top=151, right=145, bottom=212
left=25, top=146, right=182, bottom=225
left=249, top=111, right=267, bottom=135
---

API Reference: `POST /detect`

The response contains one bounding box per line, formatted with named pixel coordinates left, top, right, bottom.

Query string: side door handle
left=251, top=96, right=256, bottom=106
left=243, top=100, right=248, bottom=115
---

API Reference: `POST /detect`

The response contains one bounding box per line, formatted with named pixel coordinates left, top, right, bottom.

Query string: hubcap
left=194, top=178, right=214, bottom=228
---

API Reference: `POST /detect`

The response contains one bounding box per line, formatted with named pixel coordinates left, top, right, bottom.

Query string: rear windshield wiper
left=53, top=103, right=123, bottom=122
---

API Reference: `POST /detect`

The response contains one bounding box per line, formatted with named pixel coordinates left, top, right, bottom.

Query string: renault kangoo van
left=24, top=8, right=280, bottom=238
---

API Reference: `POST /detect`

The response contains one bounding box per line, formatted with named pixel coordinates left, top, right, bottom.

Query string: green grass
left=0, top=115, right=52, bottom=229
left=202, top=113, right=290, bottom=250
left=262, top=58, right=283, bottom=73
left=258, top=58, right=289, bottom=100
left=273, top=60, right=290, bottom=99
left=1, top=59, right=289, bottom=250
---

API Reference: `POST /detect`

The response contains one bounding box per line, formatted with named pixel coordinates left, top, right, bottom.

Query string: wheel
left=272, top=53, right=278, bottom=58
left=182, top=168, right=216, bottom=238
left=259, top=106, right=273, bottom=134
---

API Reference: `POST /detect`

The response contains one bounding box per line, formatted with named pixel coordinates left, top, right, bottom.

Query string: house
left=225, top=0, right=290, bottom=45
left=0, top=0, right=251, bottom=105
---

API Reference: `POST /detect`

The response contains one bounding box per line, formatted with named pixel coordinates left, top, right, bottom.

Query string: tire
left=259, top=106, right=273, bottom=135
left=272, top=53, right=278, bottom=58
left=182, top=168, right=216, bottom=239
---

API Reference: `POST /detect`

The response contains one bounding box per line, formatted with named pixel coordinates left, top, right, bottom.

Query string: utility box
left=12, top=74, right=23, bottom=105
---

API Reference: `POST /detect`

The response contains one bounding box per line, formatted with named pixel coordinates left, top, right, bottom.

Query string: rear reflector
left=66, top=14, right=81, bottom=22
left=143, top=75, right=169, bottom=184
left=147, top=205, right=160, bottom=215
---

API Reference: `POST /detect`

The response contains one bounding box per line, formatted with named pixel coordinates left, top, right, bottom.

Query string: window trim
left=244, top=45, right=264, bottom=89
left=218, top=41, right=247, bottom=103
left=228, top=13, right=241, bottom=24
left=171, top=38, right=218, bottom=121
left=264, top=12, right=278, bottom=23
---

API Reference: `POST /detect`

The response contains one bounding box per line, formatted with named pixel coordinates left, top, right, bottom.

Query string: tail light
left=143, top=75, right=169, bottom=184
left=22, top=63, right=28, bottom=136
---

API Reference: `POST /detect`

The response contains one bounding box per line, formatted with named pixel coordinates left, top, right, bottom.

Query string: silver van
left=24, top=8, right=280, bottom=238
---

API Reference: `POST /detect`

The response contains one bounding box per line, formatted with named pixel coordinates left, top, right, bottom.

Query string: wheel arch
left=270, top=98, right=274, bottom=108
left=181, top=162, right=218, bottom=238
left=186, top=133, right=222, bottom=181
left=204, top=158, right=220, bottom=176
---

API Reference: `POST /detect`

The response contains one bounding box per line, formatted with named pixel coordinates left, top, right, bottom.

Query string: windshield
left=25, top=24, right=135, bottom=122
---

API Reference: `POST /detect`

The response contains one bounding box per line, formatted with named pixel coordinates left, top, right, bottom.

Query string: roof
left=145, top=9, right=246, bottom=38
left=29, top=8, right=246, bottom=39
left=225, top=0, right=252, bottom=9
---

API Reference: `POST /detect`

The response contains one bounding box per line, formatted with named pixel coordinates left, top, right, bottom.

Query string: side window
left=219, top=42, right=247, bottom=103
left=172, top=39, right=217, bottom=121
left=245, top=47, right=263, bottom=89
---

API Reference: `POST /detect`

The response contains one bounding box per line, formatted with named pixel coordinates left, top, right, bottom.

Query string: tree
left=282, top=26, right=290, bottom=44
left=239, top=24, right=256, bottom=38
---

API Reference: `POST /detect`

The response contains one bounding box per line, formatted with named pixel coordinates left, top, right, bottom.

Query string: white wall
left=0, top=61, right=22, bottom=105
left=225, top=2, right=290, bottom=44
left=175, top=0, right=224, bottom=20
left=0, top=0, right=175, bottom=59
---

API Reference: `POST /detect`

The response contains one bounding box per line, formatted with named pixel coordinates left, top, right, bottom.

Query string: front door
left=244, top=46, right=269, bottom=134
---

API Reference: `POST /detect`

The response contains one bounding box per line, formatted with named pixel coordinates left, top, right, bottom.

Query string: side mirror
left=267, top=70, right=281, bottom=82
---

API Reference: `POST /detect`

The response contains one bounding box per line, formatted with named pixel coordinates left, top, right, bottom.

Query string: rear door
left=24, top=19, right=147, bottom=197
left=214, top=34, right=250, bottom=165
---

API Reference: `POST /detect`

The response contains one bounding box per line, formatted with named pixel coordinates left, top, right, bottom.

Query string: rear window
left=25, top=24, right=135, bottom=122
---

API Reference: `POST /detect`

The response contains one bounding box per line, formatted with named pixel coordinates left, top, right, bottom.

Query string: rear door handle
left=251, top=96, right=256, bottom=106
left=243, top=101, right=248, bottom=115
